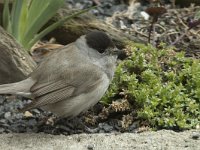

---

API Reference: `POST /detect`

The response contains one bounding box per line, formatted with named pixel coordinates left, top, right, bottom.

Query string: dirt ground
left=0, top=130, right=199, bottom=150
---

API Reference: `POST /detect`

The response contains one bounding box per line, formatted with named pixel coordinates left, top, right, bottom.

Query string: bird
left=0, top=31, right=121, bottom=118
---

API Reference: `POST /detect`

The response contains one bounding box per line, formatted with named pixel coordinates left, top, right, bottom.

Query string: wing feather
left=25, top=64, right=104, bottom=110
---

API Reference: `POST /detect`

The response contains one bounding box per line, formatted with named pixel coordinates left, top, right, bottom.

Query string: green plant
left=102, top=43, right=200, bottom=130
left=2, top=0, right=93, bottom=50
left=195, top=10, right=200, bottom=19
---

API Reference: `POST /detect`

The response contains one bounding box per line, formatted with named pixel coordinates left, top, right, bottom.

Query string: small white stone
left=141, top=11, right=150, bottom=20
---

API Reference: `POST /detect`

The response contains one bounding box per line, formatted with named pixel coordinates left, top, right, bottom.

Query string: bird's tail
left=0, top=78, right=35, bottom=97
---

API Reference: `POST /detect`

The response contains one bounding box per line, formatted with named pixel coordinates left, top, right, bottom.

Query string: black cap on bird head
left=85, top=31, right=115, bottom=53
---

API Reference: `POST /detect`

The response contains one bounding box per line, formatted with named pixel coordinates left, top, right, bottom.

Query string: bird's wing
left=25, top=62, right=105, bottom=110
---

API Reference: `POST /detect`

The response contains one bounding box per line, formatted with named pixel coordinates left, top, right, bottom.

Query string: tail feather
left=0, top=78, right=35, bottom=97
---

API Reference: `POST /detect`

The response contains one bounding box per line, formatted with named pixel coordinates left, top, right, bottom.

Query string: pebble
left=87, top=144, right=95, bottom=150
left=0, top=111, right=4, bottom=118
left=192, top=133, right=200, bottom=140
left=28, top=119, right=37, bottom=126
left=0, top=128, right=5, bottom=133
left=0, top=96, right=5, bottom=104
left=103, top=124, right=114, bottom=132
left=4, top=112, right=12, bottom=119
left=24, top=111, right=33, bottom=117
left=0, top=119, right=8, bottom=125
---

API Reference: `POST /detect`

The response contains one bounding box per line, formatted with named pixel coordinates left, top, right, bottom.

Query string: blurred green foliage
left=195, top=10, right=200, bottom=19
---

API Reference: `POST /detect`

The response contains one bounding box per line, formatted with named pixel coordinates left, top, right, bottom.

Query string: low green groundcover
left=102, top=43, right=200, bottom=130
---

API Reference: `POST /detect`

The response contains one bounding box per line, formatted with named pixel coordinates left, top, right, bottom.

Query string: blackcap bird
left=0, top=31, right=120, bottom=118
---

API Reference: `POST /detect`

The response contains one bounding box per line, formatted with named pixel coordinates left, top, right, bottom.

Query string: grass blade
left=2, top=0, right=10, bottom=31
left=18, top=0, right=28, bottom=43
left=10, top=0, right=23, bottom=38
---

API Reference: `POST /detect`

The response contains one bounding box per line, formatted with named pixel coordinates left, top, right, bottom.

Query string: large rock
left=0, top=26, right=36, bottom=84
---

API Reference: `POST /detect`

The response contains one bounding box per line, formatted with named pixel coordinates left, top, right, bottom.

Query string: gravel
left=66, top=0, right=128, bottom=18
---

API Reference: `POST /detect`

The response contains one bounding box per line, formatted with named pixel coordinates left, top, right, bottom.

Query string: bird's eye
left=96, top=48, right=105, bottom=53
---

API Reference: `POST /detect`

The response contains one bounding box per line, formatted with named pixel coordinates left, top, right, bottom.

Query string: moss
left=102, top=43, right=200, bottom=130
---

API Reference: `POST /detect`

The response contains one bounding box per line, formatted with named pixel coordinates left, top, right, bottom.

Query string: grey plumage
left=0, top=31, right=119, bottom=118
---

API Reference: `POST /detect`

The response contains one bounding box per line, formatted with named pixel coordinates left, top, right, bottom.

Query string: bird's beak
left=112, top=47, right=121, bottom=55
